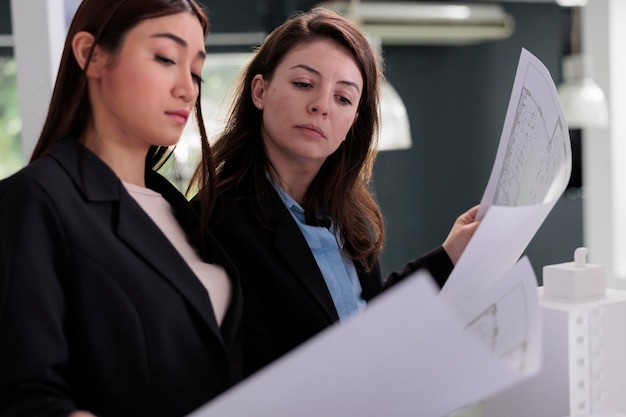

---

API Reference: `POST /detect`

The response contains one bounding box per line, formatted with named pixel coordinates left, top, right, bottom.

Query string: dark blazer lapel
left=203, top=231, right=243, bottom=352
left=50, top=140, right=225, bottom=345
left=116, top=192, right=225, bottom=342
left=148, top=172, right=243, bottom=352
left=266, top=189, right=339, bottom=323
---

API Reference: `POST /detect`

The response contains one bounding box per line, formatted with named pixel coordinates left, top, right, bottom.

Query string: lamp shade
left=557, top=54, right=608, bottom=129
left=379, top=80, right=412, bottom=151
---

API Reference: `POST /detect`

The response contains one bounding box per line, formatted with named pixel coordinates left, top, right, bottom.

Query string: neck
left=81, top=126, right=149, bottom=187
left=273, top=169, right=316, bottom=205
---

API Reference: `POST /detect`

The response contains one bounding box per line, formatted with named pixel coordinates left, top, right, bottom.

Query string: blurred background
left=2, top=0, right=612, bottom=284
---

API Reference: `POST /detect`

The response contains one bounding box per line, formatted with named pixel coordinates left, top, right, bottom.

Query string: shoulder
left=2, top=139, right=121, bottom=201
left=0, top=158, right=74, bottom=248
left=213, top=180, right=286, bottom=226
left=212, top=188, right=255, bottom=226
left=0, top=156, right=69, bottom=204
left=210, top=185, right=289, bottom=250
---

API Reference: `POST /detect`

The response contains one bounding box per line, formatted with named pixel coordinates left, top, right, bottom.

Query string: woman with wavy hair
left=200, top=7, right=479, bottom=378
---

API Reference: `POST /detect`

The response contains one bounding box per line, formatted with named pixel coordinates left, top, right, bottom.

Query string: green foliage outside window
left=0, top=58, right=23, bottom=179
left=159, top=53, right=251, bottom=194
left=0, top=53, right=249, bottom=185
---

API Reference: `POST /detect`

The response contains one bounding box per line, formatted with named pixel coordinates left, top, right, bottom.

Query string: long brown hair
left=209, top=7, right=385, bottom=270
left=31, top=0, right=216, bottom=223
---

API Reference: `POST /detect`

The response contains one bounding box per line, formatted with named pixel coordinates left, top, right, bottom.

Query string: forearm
left=382, top=246, right=454, bottom=290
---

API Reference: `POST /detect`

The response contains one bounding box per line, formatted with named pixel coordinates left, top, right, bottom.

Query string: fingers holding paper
left=442, top=204, right=481, bottom=265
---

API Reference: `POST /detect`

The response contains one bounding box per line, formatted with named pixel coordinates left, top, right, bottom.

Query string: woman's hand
left=442, top=205, right=480, bottom=265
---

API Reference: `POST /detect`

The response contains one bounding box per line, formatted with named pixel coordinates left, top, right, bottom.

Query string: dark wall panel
left=0, top=0, right=11, bottom=34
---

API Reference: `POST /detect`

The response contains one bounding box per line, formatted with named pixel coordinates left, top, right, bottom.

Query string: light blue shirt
left=272, top=180, right=366, bottom=321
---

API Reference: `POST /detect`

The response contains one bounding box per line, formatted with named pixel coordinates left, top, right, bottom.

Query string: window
left=0, top=57, right=22, bottom=179
left=160, top=52, right=252, bottom=192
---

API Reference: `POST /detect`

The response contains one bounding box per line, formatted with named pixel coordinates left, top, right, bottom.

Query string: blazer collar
left=48, top=139, right=240, bottom=350
left=260, top=182, right=339, bottom=323
left=260, top=178, right=382, bottom=313
left=48, top=138, right=123, bottom=202
left=147, top=172, right=243, bottom=351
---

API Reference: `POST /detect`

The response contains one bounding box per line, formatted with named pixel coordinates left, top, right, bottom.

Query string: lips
left=166, top=109, right=190, bottom=124
left=298, top=124, right=325, bottom=138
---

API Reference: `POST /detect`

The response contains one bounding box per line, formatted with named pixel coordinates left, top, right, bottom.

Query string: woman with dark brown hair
left=199, top=7, right=479, bottom=378
left=0, top=1, right=242, bottom=416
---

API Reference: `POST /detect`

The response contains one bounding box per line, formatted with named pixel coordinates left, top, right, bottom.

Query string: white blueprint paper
left=476, top=47, right=571, bottom=221
left=457, top=256, right=542, bottom=374
left=188, top=258, right=540, bottom=417
left=439, top=47, right=571, bottom=307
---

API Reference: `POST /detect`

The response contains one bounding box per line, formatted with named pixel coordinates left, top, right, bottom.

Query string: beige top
left=123, top=182, right=231, bottom=325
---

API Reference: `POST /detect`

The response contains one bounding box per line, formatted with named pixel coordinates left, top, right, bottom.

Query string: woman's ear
left=72, top=31, right=103, bottom=77
left=251, top=74, right=265, bottom=110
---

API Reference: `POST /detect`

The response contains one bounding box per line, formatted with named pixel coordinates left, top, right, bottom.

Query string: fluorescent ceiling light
left=556, top=0, right=587, bottom=6
left=316, top=1, right=515, bottom=45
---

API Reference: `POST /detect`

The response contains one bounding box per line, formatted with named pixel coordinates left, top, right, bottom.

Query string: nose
left=309, top=93, right=330, bottom=116
left=174, top=71, right=197, bottom=103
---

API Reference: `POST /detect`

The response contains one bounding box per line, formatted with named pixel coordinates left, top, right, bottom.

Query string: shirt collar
left=266, top=174, right=342, bottom=249
left=266, top=174, right=306, bottom=223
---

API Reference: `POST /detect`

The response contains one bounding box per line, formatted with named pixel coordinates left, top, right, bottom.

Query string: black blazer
left=0, top=140, right=242, bottom=417
left=209, top=178, right=453, bottom=377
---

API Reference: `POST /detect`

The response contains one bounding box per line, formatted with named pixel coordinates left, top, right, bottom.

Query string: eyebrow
left=290, top=64, right=361, bottom=92
left=151, top=33, right=206, bottom=59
